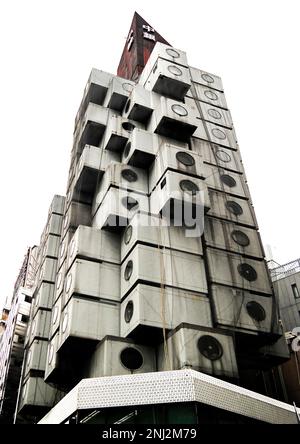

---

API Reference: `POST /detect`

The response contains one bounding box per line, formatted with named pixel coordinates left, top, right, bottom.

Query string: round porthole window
left=246, top=301, right=266, bottom=322
left=176, top=151, right=195, bottom=167
left=56, top=272, right=62, bottom=290
left=65, top=273, right=72, bottom=293
left=124, top=141, right=131, bottom=158
left=215, top=149, right=231, bottom=163
left=167, top=65, right=183, bottom=76
left=52, top=305, right=59, bottom=325
left=122, top=122, right=135, bottom=132
left=62, top=312, right=68, bottom=334
left=124, top=301, right=134, bottom=323
left=171, top=104, right=188, bottom=117
left=231, top=230, right=250, bottom=247
left=204, top=90, right=218, bottom=101
left=31, top=320, right=36, bottom=336
left=237, top=263, right=258, bottom=282
left=121, top=196, right=139, bottom=211
left=197, top=335, right=223, bottom=361
left=201, top=73, right=214, bottom=83
left=63, top=214, right=69, bottom=230
left=48, top=344, right=54, bottom=365
left=208, top=108, right=222, bottom=120
left=179, top=179, right=199, bottom=194
left=70, top=238, right=76, bottom=258
left=122, top=82, right=134, bottom=93
left=220, top=174, right=236, bottom=188
left=124, top=99, right=131, bottom=114
left=166, top=48, right=180, bottom=58
left=27, top=350, right=32, bottom=367
left=35, top=292, right=40, bottom=307
left=124, top=225, right=133, bottom=245
left=120, top=347, right=143, bottom=370
left=226, top=200, right=243, bottom=216
left=121, top=169, right=138, bottom=183
left=60, top=241, right=66, bottom=259
left=22, top=382, right=28, bottom=400
left=212, top=128, right=227, bottom=140
left=124, top=260, right=133, bottom=281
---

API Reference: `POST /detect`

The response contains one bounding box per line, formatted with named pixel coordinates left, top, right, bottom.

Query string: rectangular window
left=292, top=283, right=300, bottom=299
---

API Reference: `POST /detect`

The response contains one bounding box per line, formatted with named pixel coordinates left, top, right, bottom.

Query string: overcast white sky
left=0, top=0, right=299, bottom=308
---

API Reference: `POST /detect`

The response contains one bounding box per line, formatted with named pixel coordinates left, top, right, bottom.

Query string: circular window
left=204, top=90, right=218, bottom=101
left=171, top=104, right=188, bottom=117
left=22, top=382, right=28, bottom=399
left=208, top=108, right=222, bottom=120
left=231, top=230, right=250, bottom=247
left=121, top=196, right=139, bottom=211
left=166, top=48, right=180, bottom=58
left=124, top=225, right=133, bottom=245
left=35, top=292, right=40, bottom=307
left=60, top=241, right=66, bottom=259
left=226, top=200, right=243, bottom=216
left=70, top=238, right=76, bottom=257
left=201, top=73, right=214, bottom=83
left=122, top=82, right=134, bottom=93
left=124, top=260, right=133, bottom=281
left=122, top=122, right=135, bottom=132
left=31, top=320, right=36, bottom=336
left=246, top=301, right=266, bottom=322
left=62, top=312, right=68, bottom=333
left=179, top=179, right=199, bottom=194
left=124, top=301, right=134, bottom=323
left=197, top=335, right=223, bottom=361
left=237, top=263, right=258, bottom=282
left=215, top=149, right=231, bottom=163
left=27, top=350, right=32, bottom=366
left=65, top=273, right=72, bottom=293
left=176, top=151, right=195, bottom=167
left=124, top=141, right=131, bottom=158
left=212, top=128, right=227, bottom=140
left=52, top=305, right=59, bottom=325
left=167, top=65, right=183, bottom=76
left=121, top=169, right=138, bottom=183
left=48, top=344, right=54, bottom=365
left=39, top=267, right=44, bottom=280
left=63, top=214, right=69, bottom=230
left=220, top=174, right=236, bottom=188
left=125, top=99, right=131, bottom=114
left=56, top=272, right=62, bottom=290
left=120, top=347, right=143, bottom=370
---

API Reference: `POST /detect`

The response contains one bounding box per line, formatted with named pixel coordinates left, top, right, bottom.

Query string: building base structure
left=38, top=369, right=300, bottom=424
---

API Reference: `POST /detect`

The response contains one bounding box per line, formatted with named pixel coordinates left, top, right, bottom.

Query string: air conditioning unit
left=191, top=139, right=244, bottom=174
left=210, top=284, right=275, bottom=334
left=62, top=201, right=91, bottom=237
left=197, top=101, right=232, bottom=128
left=121, top=284, right=212, bottom=340
left=139, top=43, right=188, bottom=87
left=64, top=258, right=120, bottom=306
left=67, top=225, right=120, bottom=271
left=103, top=114, right=144, bottom=152
left=121, top=213, right=203, bottom=262
left=50, top=295, right=62, bottom=339
left=157, top=325, right=238, bottom=379
left=75, top=103, right=110, bottom=156
left=207, top=189, right=257, bottom=228
left=149, top=143, right=204, bottom=192
left=18, top=377, right=63, bottom=412
left=38, top=257, right=58, bottom=284
left=93, top=162, right=149, bottom=213
left=143, top=58, right=191, bottom=101
left=121, top=128, right=158, bottom=168
left=44, top=331, right=60, bottom=382
left=41, top=234, right=60, bottom=261
left=204, top=217, right=264, bottom=259
left=32, top=282, right=54, bottom=317
left=72, top=145, right=120, bottom=203
left=24, top=339, right=48, bottom=375
left=206, top=248, right=273, bottom=295
left=87, top=336, right=156, bottom=378
left=58, top=297, right=120, bottom=350
left=30, top=309, right=51, bottom=345
left=48, top=195, right=65, bottom=216
left=204, top=165, right=249, bottom=199
left=75, top=68, right=113, bottom=128
left=123, top=84, right=153, bottom=123
left=104, top=76, right=135, bottom=112
left=186, top=82, right=228, bottom=110
left=148, top=95, right=199, bottom=141
left=189, top=67, right=224, bottom=92
left=150, top=170, right=210, bottom=224
left=45, top=213, right=64, bottom=237
left=92, top=187, right=149, bottom=231
left=121, top=244, right=208, bottom=299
